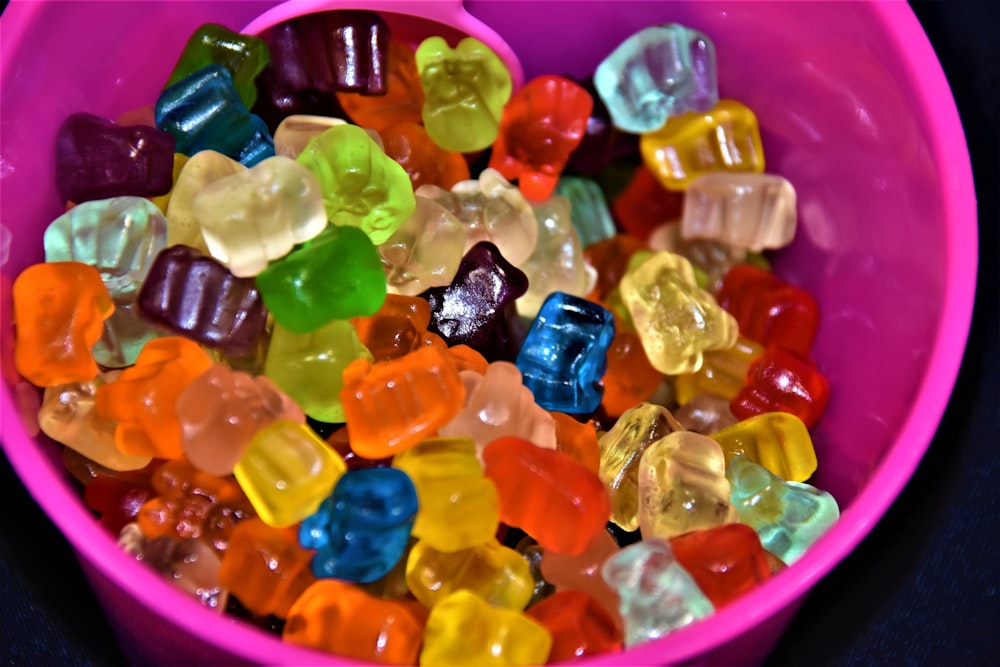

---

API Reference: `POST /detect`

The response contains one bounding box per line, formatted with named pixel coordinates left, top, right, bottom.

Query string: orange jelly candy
left=336, top=42, right=425, bottom=132
left=95, top=336, right=213, bottom=459
left=551, top=411, right=601, bottom=474
left=600, top=319, right=664, bottom=418
left=284, top=579, right=427, bottom=666
left=12, top=261, right=113, bottom=386
left=340, top=345, right=466, bottom=459
left=350, top=293, right=444, bottom=362
left=381, top=121, right=470, bottom=191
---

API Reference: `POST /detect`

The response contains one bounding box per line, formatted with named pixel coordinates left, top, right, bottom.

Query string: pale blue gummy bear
left=593, top=24, right=718, bottom=134
left=727, top=455, right=840, bottom=565
left=515, top=291, right=615, bottom=414
left=556, top=176, right=616, bottom=248
left=44, top=196, right=167, bottom=367
left=601, top=538, right=714, bottom=647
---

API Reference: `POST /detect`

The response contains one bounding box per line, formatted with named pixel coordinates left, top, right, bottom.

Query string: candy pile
left=11, top=12, right=841, bottom=666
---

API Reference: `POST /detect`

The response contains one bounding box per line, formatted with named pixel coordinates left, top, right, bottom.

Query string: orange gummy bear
left=350, top=293, right=444, bottom=362
left=12, top=262, right=113, bottom=386
left=381, top=121, right=470, bottom=191
left=95, top=336, right=213, bottom=459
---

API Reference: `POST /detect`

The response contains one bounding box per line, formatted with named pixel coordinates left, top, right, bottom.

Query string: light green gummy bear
left=415, top=36, right=512, bottom=153
left=296, top=123, right=416, bottom=245
left=263, top=319, right=374, bottom=423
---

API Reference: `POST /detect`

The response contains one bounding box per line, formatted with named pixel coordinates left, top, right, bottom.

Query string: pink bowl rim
left=0, top=1, right=978, bottom=665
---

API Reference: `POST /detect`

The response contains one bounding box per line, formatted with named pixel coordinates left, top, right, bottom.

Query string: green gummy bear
left=164, top=23, right=270, bottom=109
left=415, top=36, right=512, bottom=153
left=296, top=124, right=416, bottom=245
left=255, top=225, right=388, bottom=333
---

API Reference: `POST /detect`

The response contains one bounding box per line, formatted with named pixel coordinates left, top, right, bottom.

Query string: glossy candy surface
left=165, top=23, right=270, bottom=108
left=525, top=590, right=623, bottom=661
left=710, top=412, right=818, bottom=483
left=299, top=468, right=418, bottom=583
left=515, top=292, right=615, bottom=414
left=681, top=173, right=797, bottom=251
left=669, top=523, right=772, bottom=607
left=482, top=436, right=611, bottom=555
left=488, top=75, right=593, bottom=201
left=415, top=37, right=512, bottom=153
left=13, top=262, right=113, bottom=386
left=155, top=64, right=275, bottom=166
left=379, top=194, right=466, bottom=296
left=337, top=41, right=424, bottom=131
left=731, top=346, right=830, bottom=429
left=137, top=245, right=268, bottom=356
left=55, top=112, right=176, bottom=204
left=594, top=24, right=717, bottom=134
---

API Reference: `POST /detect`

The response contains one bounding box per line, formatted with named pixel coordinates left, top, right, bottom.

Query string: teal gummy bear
left=727, top=455, right=840, bottom=565
left=601, top=538, right=714, bottom=647
left=155, top=64, right=275, bottom=167
left=594, top=24, right=718, bottom=134
left=555, top=176, right=617, bottom=248
left=43, top=196, right=167, bottom=367
left=255, top=225, right=387, bottom=333
left=296, top=123, right=416, bottom=245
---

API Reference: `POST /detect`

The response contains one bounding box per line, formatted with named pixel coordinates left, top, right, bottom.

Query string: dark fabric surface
left=1, top=2, right=997, bottom=665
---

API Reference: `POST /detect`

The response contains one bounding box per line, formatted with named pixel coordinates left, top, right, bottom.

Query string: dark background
left=1, top=1, right=997, bottom=665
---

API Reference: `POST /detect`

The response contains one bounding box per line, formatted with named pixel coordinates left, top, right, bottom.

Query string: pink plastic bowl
left=0, top=1, right=977, bottom=665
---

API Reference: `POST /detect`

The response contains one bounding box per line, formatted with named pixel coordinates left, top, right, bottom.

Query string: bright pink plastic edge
left=0, top=1, right=977, bottom=666
left=240, top=0, right=526, bottom=89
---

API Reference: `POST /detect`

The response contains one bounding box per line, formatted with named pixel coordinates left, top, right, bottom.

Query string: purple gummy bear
left=137, top=245, right=268, bottom=356
left=263, top=10, right=389, bottom=96
left=55, top=112, right=176, bottom=204
left=420, top=242, right=529, bottom=362
left=250, top=65, right=346, bottom=133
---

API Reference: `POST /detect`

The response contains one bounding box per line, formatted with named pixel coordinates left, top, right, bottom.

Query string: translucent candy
left=673, top=335, right=764, bottom=406
left=637, top=431, right=737, bottom=540
left=415, top=37, right=512, bottom=153
left=556, top=176, right=617, bottom=248
left=392, top=437, right=500, bottom=553
left=601, top=538, right=714, bottom=647
left=420, top=169, right=538, bottom=267
left=40, top=371, right=152, bottom=471
left=164, top=23, right=271, bottom=108
left=619, top=251, right=739, bottom=375
left=731, top=346, right=830, bottom=429
left=284, top=579, right=426, bottom=665
left=640, top=99, right=764, bottom=191
left=273, top=114, right=347, bottom=158
left=525, top=590, right=623, bottom=662
left=233, top=419, right=347, bottom=527
left=601, top=321, right=665, bottom=418
left=488, top=75, right=593, bottom=201
left=648, top=222, right=748, bottom=295
left=594, top=24, right=718, bottom=134
left=438, top=361, right=557, bottom=460
left=674, top=393, right=739, bottom=435
left=263, top=319, right=373, bottom=423
left=405, top=538, right=534, bottom=611
left=379, top=194, right=466, bottom=296
left=300, top=468, right=417, bottom=583
left=349, top=294, right=443, bottom=362
left=11, top=262, right=114, bottom=387
left=597, top=402, right=685, bottom=531
left=191, top=155, right=327, bottom=277
left=420, top=590, right=551, bottom=667
left=155, top=64, right=275, bottom=167
left=175, top=363, right=304, bottom=476
left=710, top=412, right=818, bottom=483
left=540, top=530, right=623, bottom=629
left=336, top=41, right=425, bottom=131
left=516, top=194, right=595, bottom=319
left=256, top=225, right=387, bottom=333
left=483, top=436, right=611, bottom=555
left=515, top=292, right=615, bottom=414
left=682, top=172, right=797, bottom=251
left=727, top=455, right=840, bottom=565
left=165, top=149, right=245, bottom=253
left=668, top=523, right=772, bottom=608
left=339, top=345, right=466, bottom=460
left=380, top=121, right=470, bottom=191
left=296, top=123, right=416, bottom=245
left=43, top=197, right=166, bottom=367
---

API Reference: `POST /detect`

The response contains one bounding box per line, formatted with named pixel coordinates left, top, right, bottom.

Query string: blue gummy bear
left=155, top=64, right=275, bottom=166
left=555, top=176, right=617, bottom=248
left=299, top=468, right=418, bottom=584
left=515, top=292, right=615, bottom=414
left=594, top=24, right=718, bottom=134
left=727, top=455, right=840, bottom=565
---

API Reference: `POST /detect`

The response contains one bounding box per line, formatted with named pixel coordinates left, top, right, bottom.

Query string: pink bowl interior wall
left=0, top=1, right=976, bottom=665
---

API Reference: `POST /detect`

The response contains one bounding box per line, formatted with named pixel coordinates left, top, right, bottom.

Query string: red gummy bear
left=731, top=346, right=830, bottom=429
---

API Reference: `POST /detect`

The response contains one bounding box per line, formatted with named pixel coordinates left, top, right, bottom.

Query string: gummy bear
left=379, top=194, right=467, bottom=297
left=731, top=346, right=830, bottom=429
left=488, top=75, right=593, bottom=201
left=594, top=24, right=718, bottom=134
left=556, top=176, right=618, bottom=249
left=337, top=41, right=425, bottom=131
left=611, top=164, right=685, bottom=242
left=12, top=262, right=113, bottom=387
left=273, top=114, right=348, bottom=157
left=381, top=121, right=470, bottom=191
left=165, top=23, right=271, bottom=108
left=299, top=468, right=417, bottom=583
left=525, top=590, right=623, bottom=662
left=673, top=336, right=764, bottom=406
left=682, top=172, right=798, bottom=251
left=539, top=530, right=623, bottom=629
left=668, top=523, right=772, bottom=608
left=710, top=412, right=818, bottom=483
left=674, top=393, right=739, bottom=435
left=190, top=155, right=328, bottom=277
left=165, top=149, right=245, bottom=253
left=415, top=36, right=512, bottom=153
left=296, top=123, right=416, bottom=245
left=601, top=321, right=665, bottom=418
left=349, top=294, right=443, bottom=363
